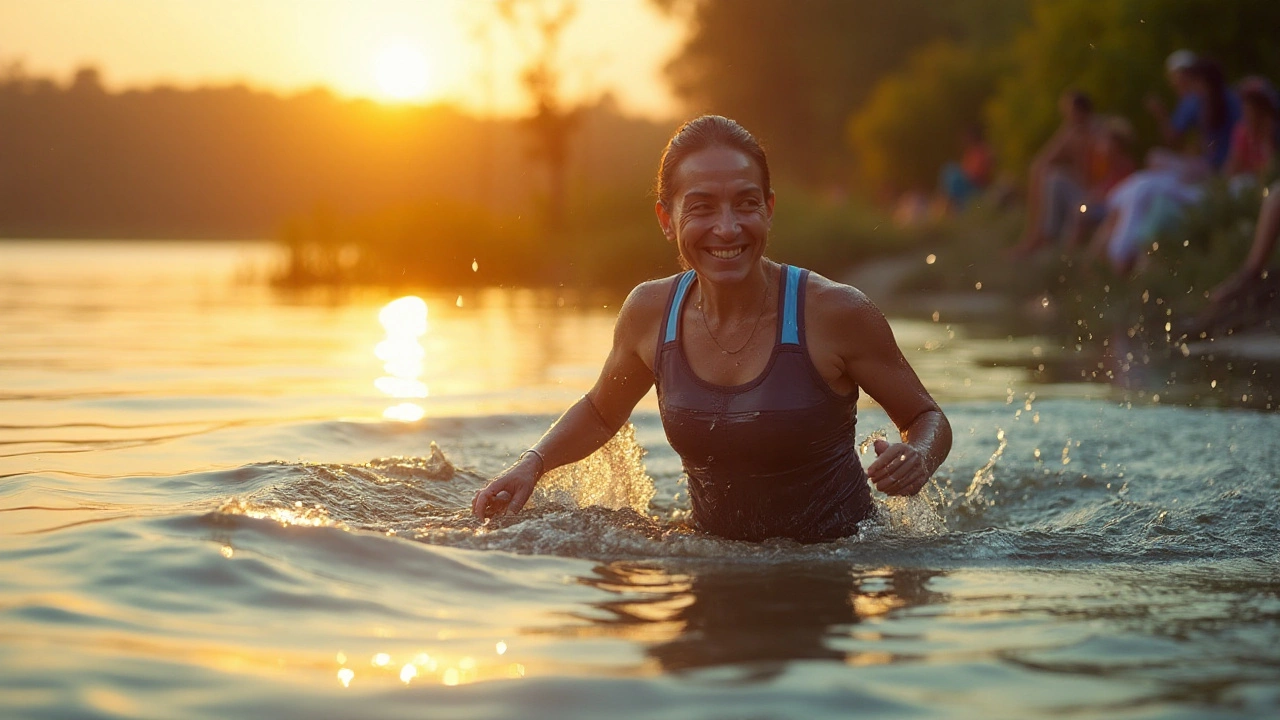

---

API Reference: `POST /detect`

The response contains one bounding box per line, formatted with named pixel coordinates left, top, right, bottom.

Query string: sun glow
left=373, top=43, right=433, bottom=102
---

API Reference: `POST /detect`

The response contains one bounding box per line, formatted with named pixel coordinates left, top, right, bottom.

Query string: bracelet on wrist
left=519, top=449, right=546, bottom=478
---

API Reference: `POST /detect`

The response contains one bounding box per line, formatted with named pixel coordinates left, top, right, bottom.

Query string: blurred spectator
left=937, top=125, right=995, bottom=213
left=1011, top=91, right=1096, bottom=255
left=1156, top=59, right=1242, bottom=178
left=1223, top=76, right=1279, bottom=186
left=1175, top=181, right=1280, bottom=338
left=1146, top=53, right=1242, bottom=173
left=1146, top=50, right=1198, bottom=147
left=1063, top=116, right=1137, bottom=249
left=1211, top=181, right=1280, bottom=305
left=1087, top=60, right=1245, bottom=276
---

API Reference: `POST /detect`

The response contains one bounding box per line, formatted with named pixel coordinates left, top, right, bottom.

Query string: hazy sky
left=0, top=0, right=684, bottom=117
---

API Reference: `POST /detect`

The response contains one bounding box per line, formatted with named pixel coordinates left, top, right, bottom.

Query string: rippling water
left=2, top=241, right=1278, bottom=719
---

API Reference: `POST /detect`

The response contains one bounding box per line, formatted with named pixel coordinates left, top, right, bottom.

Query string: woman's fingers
left=473, top=475, right=531, bottom=519
left=510, top=486, right=534, bottom=514
left=868, top=444, right=912, bottom=482
left=473, top=483, right=511, bottom=519
left=871, top=451, right=925, bottom=495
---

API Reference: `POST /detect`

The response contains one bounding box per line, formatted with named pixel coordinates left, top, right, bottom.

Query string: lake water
left=2, top=240, right=1278, bottom=719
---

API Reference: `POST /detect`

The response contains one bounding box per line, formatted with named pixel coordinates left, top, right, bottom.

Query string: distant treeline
left=0, top=66, right=670, bottom=240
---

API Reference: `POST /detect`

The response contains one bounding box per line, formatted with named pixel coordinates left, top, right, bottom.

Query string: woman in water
left=472, top=115, right=952, bottom=542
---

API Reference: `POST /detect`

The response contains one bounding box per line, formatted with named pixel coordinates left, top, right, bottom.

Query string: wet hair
left=654, top=115, right=770, bottom=210
left=1186, top=59, right=1229, bottom=132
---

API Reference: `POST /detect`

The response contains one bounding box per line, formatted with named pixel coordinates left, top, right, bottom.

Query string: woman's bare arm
left=472, top=281, right=665, bottom=518
left=817, top=284, right=952, bottom=495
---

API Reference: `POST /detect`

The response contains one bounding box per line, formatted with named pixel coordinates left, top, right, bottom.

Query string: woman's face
left=655, top=146, right=774, bottom=286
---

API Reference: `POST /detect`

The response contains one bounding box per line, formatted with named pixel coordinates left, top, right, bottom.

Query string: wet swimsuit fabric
left=654, top=265, right=872, bottom=542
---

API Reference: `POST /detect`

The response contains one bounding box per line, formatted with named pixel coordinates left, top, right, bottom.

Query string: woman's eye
left=738, top=199, right=761, bottom=210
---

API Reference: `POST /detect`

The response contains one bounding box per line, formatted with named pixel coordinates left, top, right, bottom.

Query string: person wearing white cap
left=1146, top=49, right=1199, bottom=147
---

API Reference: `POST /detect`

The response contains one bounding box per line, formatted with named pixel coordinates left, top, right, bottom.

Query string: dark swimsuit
left=654, top=265, right=872, bottom=542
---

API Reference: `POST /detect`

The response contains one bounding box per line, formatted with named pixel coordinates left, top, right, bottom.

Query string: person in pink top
left=1223, top=77, right=1278, bottom=184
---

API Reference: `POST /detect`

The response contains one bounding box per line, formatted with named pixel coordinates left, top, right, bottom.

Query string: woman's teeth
left=708, top=247, right=745, bottom=259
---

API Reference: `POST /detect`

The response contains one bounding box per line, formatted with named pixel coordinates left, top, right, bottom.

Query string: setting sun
left=373, top=43, right=432, bottom=102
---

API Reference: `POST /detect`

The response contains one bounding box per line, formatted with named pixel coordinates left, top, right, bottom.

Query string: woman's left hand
left=867, top=439, right=929, bottom=496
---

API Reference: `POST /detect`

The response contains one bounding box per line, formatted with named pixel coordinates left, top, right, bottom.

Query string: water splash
left=856, top=428, right=948, bottom=536
left=963, top=427, right=1008, bottom=509
left=534, top=423, right=656, bottom=516
left=858, top=427, right=889, bottom=455
left=870, top=489, right=948, bottom=537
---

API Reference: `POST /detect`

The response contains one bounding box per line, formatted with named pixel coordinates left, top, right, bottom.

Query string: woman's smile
left=707, top=246, right=747, bottom=260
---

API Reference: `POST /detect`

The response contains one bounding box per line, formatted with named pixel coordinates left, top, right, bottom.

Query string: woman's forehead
left=672, top=146, right=764, bottom=193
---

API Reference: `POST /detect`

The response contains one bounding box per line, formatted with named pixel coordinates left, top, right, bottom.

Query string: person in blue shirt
left=1147, top=53, right=1241, bottom=172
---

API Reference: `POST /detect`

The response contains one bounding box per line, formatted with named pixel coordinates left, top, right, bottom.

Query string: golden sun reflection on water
left=334, top=644, right=521, bottom=688
left=376, top=296, right=429, bottom=421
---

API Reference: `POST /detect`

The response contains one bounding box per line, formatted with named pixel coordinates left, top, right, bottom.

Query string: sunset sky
left=0, top=0, right=684, bottom=117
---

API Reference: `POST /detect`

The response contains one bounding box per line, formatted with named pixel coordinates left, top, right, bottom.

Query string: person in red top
left=1064, top=117, right=1137, bottom=250
left=1223, top=77, right=1278, bottom=183
left=938, top=125, right=994, bottom=213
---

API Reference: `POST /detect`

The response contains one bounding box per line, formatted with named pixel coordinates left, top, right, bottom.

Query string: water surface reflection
left=569, top=562, right=942, bottom=682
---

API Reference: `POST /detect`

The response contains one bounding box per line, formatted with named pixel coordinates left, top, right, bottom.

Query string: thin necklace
left=698, top=275, right=770, bottom=355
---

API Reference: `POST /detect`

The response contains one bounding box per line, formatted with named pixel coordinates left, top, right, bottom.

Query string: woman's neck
left=697, top=260, right=774, bottom=321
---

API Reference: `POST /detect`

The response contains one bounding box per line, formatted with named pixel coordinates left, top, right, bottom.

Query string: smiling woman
left=473, top=115, right=953, bottom=543
left=373, top=43, right=433, bottom=102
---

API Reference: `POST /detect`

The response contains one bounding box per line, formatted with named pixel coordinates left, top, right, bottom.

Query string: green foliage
left=849, top=41, right=1008, bottom=194
left=660, top=0, right=961, bottom=182
left=767, top=186, right=920, bottom=277
left=987, top=0, right=1280, bottom=176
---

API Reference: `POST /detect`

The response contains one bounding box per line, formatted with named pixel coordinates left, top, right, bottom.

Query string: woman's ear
left=655, top=200, right=675, bottom=241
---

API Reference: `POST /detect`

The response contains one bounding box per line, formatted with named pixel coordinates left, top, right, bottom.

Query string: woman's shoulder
left=801, top=269, right=880, bottom=319
left=799, top=268, right=894, bottom=347
left=625, top=274, right=683, bottom=310
left=615, top=274, right=683, bottom=333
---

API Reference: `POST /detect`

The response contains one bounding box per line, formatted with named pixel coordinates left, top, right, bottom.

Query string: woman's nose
left=712, top=205, right=739, bottom=236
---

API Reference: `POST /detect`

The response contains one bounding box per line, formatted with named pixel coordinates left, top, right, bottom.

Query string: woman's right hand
left=472, top=454, right=542, bottom=520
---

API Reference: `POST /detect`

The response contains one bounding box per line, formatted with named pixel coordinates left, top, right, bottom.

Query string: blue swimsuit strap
left=663, top=271, right=697, bottom=344
left=780, top=264, right=802, bottom=346
left=663, top=265, right=802, bottom=346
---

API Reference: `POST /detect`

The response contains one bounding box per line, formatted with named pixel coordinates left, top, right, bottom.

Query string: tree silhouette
left=497, top=0, right=582, bottom=232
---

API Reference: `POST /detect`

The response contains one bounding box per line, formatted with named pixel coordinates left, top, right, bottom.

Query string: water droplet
left=456, top=295, right=464, bottom=307
left=472, top=259, right=479, bottom=272
left=925, top=253, right=936, bottom=265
